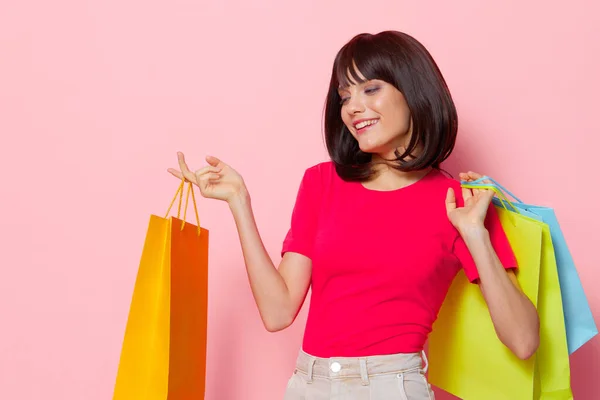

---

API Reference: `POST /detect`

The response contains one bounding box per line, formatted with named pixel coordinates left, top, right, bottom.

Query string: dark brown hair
left=324, top=31, right=458, bottom=181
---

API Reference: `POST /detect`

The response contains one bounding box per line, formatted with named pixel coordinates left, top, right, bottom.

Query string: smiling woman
left=169, top=30, right=540, bottom=400
left=325, top=31, right=458, bottom=182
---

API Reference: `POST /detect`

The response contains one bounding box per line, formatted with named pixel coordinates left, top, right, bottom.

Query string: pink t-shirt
left=282, top=162, right=517, bottom=358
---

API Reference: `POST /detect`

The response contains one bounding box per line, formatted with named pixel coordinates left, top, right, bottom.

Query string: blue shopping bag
left=464, top=176, right=598, bottom=354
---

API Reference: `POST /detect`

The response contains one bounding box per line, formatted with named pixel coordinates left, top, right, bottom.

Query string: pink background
left=1, top=0, right=598, bottom=399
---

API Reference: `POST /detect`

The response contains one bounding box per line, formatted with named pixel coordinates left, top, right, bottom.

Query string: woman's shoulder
left=304, top=160, right=335, bottom=173
left=300, top=161, right=344, bottom=191
left=417, top=168, right=464, bottom=198
left=426, top=169, right=467, bottom=203
left=428, top=168, right=461, bottom=187
left=300, top=160, right=336, bottom=181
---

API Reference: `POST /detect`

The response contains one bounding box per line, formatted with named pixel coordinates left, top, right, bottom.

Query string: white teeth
left=355, top=119, right=378, bottom=129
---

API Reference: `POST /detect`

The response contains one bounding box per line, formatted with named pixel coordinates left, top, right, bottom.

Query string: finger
left=476, top=189, right=495, bottom=209
left=205, top=172, right=221, bottom=181
left=467, top=171, right=483, bottom=180
left=168, top=167, right=197, bottom=185
left=177, top=152, right=190, bottom=170
left=445, top=188, right=457, bottom=213
left=177, top=152, right=196, bottom=182
left=482, top=188, right=495, bottom=201
left=471, top=172, right=496, bottom=197
left=459, top=172, right=469, bottom=182
left=167, top=168, right=185, bottom=180
left=194, top=165, right=221, bottom=178
left=198, top=172, right=221, bottom=184
left=466, top=171, right=485, bottom=195
left=206, top=155, right=225, bottom=168
left=462, top=186, right=473, bottom=204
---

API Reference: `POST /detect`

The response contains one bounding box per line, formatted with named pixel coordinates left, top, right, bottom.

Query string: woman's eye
left=340, top=97, right=350, bottom=105
left=365, top=86, right=380, bottom=94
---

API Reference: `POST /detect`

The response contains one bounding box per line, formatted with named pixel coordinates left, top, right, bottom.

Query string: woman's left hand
left=445, top=171, right=494, bottom=234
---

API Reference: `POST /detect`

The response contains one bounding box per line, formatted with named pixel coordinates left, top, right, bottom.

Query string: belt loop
left=359, top=358, right=370, bottom=386
left=421, top=350, right=429, bottom=374
left=307, top=357, right=316, bottom=384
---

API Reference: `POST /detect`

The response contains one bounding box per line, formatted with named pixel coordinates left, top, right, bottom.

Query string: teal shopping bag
left=466, top=176, right=598, bottom=354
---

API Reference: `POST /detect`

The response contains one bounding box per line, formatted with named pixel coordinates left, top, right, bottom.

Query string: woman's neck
left=362, top=162, right=433, bottom=191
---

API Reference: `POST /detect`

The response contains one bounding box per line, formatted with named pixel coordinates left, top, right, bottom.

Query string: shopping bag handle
left=462, top=176, right=523, bottom=204
left=165, top=179, right=202, bottom=235
left=460, top=176, right=521, bottom=215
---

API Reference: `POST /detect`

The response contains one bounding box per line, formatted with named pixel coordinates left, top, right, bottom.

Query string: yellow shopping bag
left=113, top=180, right=209, bottom=400
left=428, top=190, right=572, bottom=399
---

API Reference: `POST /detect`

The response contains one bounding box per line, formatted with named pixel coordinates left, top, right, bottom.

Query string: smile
left=354, top=119, right=379, bottom=133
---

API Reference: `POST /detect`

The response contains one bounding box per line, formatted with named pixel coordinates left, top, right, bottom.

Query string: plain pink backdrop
left=1, top=0, right=598, bottom=399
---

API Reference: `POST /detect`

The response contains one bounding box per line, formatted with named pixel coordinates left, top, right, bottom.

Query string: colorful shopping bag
left=428, top=184, right=572, bottom=399
left=113, top=180, right=209, bottom=400
left=474, top=176, right=597, bottom=354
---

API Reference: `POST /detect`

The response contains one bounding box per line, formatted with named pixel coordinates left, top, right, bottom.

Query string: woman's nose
left=345, top=96, right=365, bottom=114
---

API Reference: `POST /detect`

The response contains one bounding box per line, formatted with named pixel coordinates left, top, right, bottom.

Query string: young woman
left=168, top=31, right=540, bottom=400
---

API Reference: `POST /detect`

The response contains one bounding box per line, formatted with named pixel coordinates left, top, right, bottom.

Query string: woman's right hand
left=167, top=152, right=248, bottom=204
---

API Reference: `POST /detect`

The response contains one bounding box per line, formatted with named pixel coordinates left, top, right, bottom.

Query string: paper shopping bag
left=481, top=177, right=597, bottom=354
left=113, top=180, right=209, bottom=400
left=527, top=214, right=572, bottom=399
left=429, top=205, right=542, bottom=399
left=429, top=185, right=573, bottom=399
left=517, top=205, right=597, bottom=354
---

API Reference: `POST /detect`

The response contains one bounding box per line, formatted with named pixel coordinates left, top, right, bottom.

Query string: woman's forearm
left=227, top=191, right=295, bottom=331
left=461, top=226, right=540, bottom=360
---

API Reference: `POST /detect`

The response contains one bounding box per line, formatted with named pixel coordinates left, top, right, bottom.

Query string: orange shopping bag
left=113, top=180, right=209, bottom=400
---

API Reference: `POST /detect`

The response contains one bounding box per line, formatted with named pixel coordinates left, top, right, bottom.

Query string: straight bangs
left=334, top=34, right=398, bottom=91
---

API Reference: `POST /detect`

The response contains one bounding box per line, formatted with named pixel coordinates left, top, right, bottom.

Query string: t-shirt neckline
left=356, top=168, right=439, bottom=194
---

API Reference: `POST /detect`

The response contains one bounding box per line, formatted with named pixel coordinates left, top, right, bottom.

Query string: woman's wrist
left=458, top=224, right=489, bottom=247
left=228, top=187, right=251, bottom=213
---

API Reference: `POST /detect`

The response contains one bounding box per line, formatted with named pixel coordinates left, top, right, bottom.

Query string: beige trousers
left=283, top=350, right=435, bottom=400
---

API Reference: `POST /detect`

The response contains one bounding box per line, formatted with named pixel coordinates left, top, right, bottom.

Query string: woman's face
left=338, top=73, right=412, bottom=160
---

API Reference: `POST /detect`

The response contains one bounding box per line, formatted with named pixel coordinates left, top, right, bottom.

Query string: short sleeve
left=281, top=167, right=320, bottom=259
left=453, top=204, right=518, bottom=283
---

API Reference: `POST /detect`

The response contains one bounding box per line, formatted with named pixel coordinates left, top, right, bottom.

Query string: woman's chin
left=358, top=140, right=381, bottom=154
left=358, top=142, right=395, bottom=159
